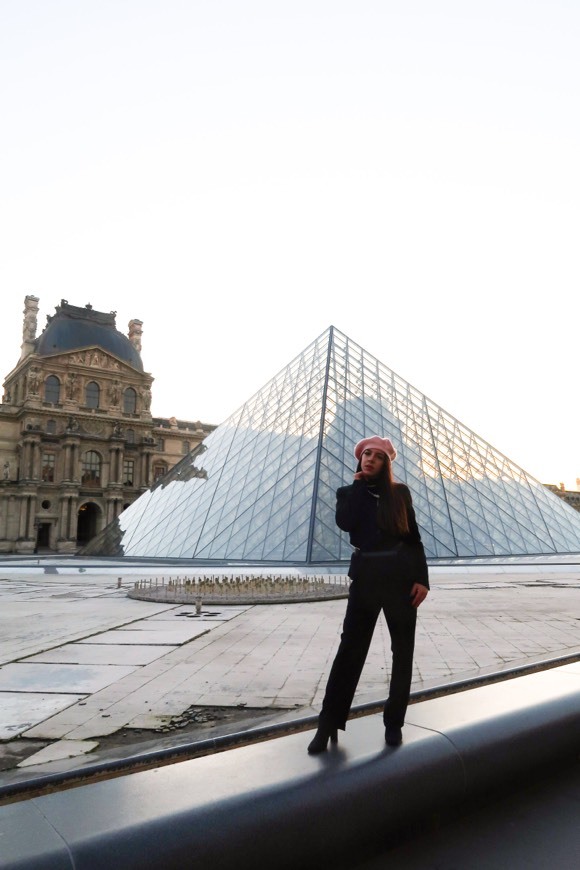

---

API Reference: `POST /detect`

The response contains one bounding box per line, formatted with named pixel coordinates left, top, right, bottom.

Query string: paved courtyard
left=0, top=560, right=579, bottom=776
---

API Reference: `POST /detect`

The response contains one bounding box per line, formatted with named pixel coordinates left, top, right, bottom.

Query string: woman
left=308, top=435, right=429, bottom=754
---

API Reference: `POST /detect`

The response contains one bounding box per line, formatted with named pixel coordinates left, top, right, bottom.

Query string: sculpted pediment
left=42, top=349, right=138, bottom=377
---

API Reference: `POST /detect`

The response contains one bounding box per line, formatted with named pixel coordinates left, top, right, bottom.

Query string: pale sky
left=1, top=1, right=578, bottom=489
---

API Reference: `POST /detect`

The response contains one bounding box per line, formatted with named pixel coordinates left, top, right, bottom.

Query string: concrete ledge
left=406, top=664, right=580, bottom=796
left=1, top=662, right=579, bottom=870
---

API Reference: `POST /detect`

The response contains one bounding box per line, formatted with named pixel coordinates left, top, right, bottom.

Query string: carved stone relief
left=26, top=366, right=41, bottom=395
left=22, top=297, right=39, bottom=340
left=140, top=385, right=151, bottom=410
left=128, top=319, right=143, bottom=352
left=44, top=352, right=137, bottom=382
left=108, top=380, right=121, bottom=405
left=81, top=420, right=109, bottom=437
left=69, top=350, right=122, bottom=370
left=65, top=371, right=80, bottom=401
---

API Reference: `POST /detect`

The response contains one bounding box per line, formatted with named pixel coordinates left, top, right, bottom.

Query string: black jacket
left=336, top=480, right=429, bottom=588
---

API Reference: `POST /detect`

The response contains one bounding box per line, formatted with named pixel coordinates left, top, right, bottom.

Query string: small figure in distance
left=308, top=436, right=429, bottom=754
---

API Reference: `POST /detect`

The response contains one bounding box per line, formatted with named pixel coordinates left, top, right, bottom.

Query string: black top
left=336, top=479, right=429, bottom=587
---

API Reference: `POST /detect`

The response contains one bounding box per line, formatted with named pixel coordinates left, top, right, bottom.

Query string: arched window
left=125, top=428, right=135, bottom=444
left=81, top=450, right=101, bottom=486
left=46, top=419, right=57, bottom=434
left=123, top=387, right=137, bottom=414
left=182, top=440, right=190, bottom=455
left=85, top=381, right=100, bottom=409
left=45, top=376, right=60, bottom=404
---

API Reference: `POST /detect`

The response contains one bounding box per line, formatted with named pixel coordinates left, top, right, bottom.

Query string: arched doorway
left=76, top=502, right=101, bottom=545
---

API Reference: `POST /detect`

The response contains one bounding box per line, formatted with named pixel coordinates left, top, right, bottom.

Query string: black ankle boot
left=384, top=725, right=403, bottom=747
left=307, top=725, right=338, bottom=754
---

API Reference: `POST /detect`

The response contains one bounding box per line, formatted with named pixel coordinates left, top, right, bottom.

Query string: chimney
left=128, top=319, right=143, bottom=353
left=19, top=295, right=39, bottom=360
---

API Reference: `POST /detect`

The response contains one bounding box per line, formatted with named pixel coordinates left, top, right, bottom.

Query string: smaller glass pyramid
left=83, top=326, right=580, bottom=562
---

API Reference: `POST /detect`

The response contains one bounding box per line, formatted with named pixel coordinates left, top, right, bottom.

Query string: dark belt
left=353, top=543, right=404, bottom=557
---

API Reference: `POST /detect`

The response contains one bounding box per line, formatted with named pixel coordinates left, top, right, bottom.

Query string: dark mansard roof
left=35, top=300, right=143, bottom=371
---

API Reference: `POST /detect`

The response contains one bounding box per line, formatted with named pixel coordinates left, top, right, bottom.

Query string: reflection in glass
left=80, top=327, right=580, bottom=562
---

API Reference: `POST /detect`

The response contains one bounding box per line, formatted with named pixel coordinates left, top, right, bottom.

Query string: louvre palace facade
left=0, top=296, right=214, bottom=554
left=83, top=326, right=580, bottom=563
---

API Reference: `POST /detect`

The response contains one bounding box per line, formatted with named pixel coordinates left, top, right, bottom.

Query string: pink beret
left=354, top=436, right=397, bottom=463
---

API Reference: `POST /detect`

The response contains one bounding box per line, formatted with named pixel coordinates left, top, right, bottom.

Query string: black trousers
left=319, top=567, right=417, bottom=731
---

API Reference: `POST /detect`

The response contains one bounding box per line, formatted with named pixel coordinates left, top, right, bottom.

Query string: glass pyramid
left=83, top=326, right=580, bottom=562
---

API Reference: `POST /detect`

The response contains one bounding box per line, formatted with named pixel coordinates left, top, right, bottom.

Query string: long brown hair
left=357, top=455, right=409, bottom=535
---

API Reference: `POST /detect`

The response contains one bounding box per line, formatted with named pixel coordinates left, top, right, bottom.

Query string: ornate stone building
left=0, top=296, right=214, bottom=554
left=545, top=483, right=580, bottom=513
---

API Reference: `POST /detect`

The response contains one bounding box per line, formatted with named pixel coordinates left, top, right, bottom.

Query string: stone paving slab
left=0, top=564, right=578, bottom=754
left=0, top=583, right=178, bottom=664
left=0, top=663, right=139, bottom=694
left=0, top=692, right=85, bottom=740
left=17, top=739, right=99, bottom=768
left=25, top=644, right=171, bottom=666
left=77, top=629, right=205, bottom=645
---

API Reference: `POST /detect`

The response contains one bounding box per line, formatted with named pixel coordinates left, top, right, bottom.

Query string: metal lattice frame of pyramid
left=83, top=326, right=580, bottom=563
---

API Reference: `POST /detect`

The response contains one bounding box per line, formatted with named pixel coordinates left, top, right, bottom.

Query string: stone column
left=72, top=444, right=82, bottom=484
left=63, top=444, right=71, bottom=482
left=57, top=493, right=78, bottom=553
left=106, top=496, right=121, bottom=524
left=108, top=447, right=118, bottom=484
left=31, top=441, right=41, bottom=481
left=14, top=493, right=36, bottom=554
left=61, top=440, right=80, bottom=482
left=58, top=496, right=69, bottom=541
left=101, top=452, right=109, bottom=489
left=0, top=494, right=10, bottom=539
left=20, top=441, right=30, bottom=479
left=69, top=496, right=78, bottom=539
left=26, top=496, right=36, bottom=539
left=18, top=495, right=29, bottom=538
left=140, top=449, right=152, bottom=489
